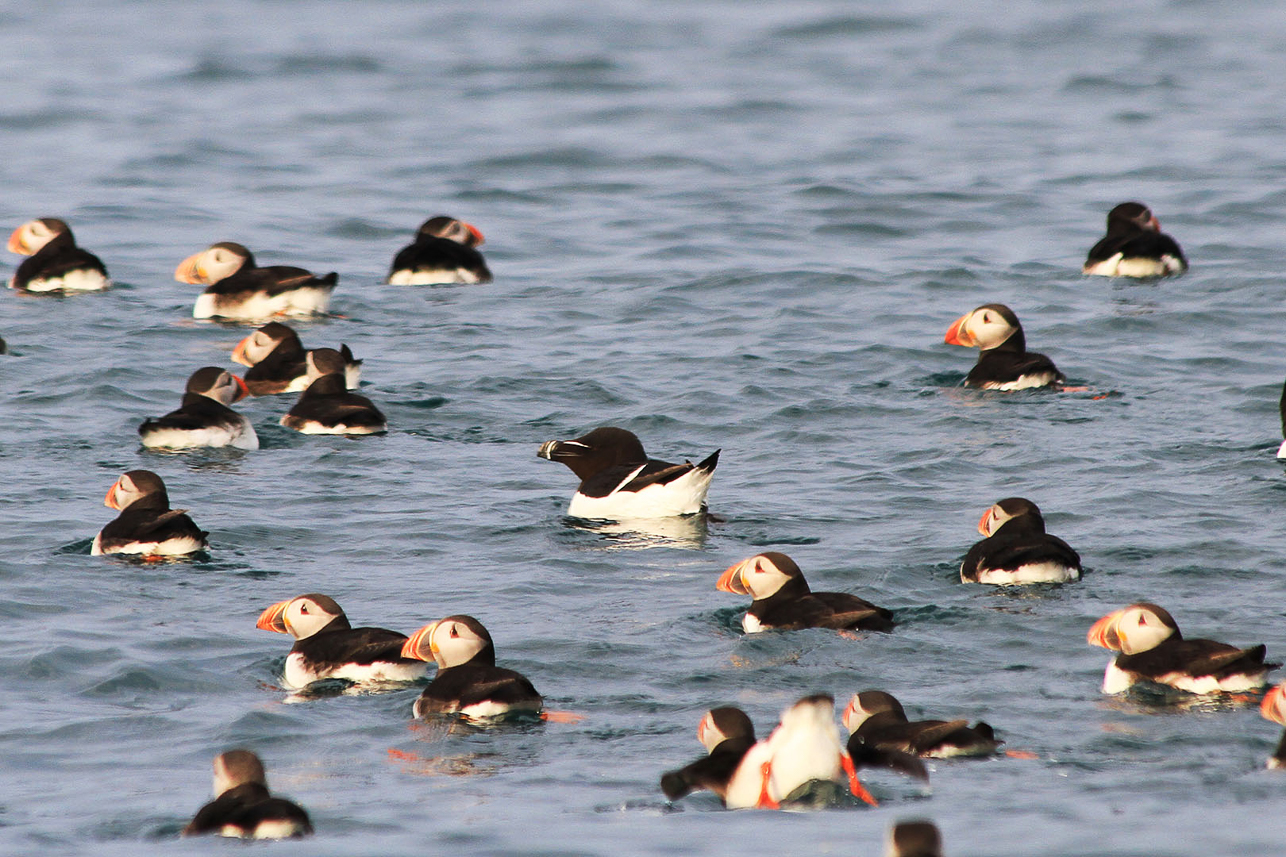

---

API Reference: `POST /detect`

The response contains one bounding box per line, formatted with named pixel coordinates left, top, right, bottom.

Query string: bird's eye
left=1137, top=614, right=1146, bottom=625
left=300, top=605, right=309, bottom=614
left=450, top=626, right=459, bottom=638
left=982, top=313, right=991, bottom=323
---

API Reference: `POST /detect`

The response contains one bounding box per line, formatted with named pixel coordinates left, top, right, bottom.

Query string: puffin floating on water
left=960, top=498, right=1081, bottom=585
left=255, top=593, right=428, bottom=689
left=716, top=552, right=895, bottom=634
left=387, top=215, right=492, bottom=285
left=537, top=426, right=718, bottom=519
left=7, top=217, right=110, bottom=292
left=400, top=614, right=543, bottom=720
left=279, top=348, right=386, bottom=435
left=1083, top=202, right=1187, bottom=278
left=92, top=470, right=208, bottom=557
left=944, top=304, right=1064, bottom=390
left=232, top=321, right=361, bottom=395
left=138, top=367, right=258, bottom=450
left=1087, top=602, right=1278, bottom=694
left=183, top=750, right=312, bottom=840
left=842, top=690, right=1000, bottom=760
left=660, top=707, right=758, bottom=804
left=175, top=241, right=337, bottom=320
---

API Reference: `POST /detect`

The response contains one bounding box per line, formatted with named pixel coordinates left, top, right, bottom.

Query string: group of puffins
left=9, top=201, right=1279, bottom=852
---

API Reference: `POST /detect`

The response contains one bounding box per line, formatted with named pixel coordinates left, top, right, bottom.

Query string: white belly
left=279, top=415, right=386, bottom=435
left=93, top=534, right=206, bottom=557
left=566, top=467, right=714, bottom=520
left=282, top=652, right=425, bottom=689
left=20, top=270, right=110, bottom=292
left=140, top=420, right=258, bottom=450
left=194, top=287, right=332, bottom=320
left=971, top=561, right=1079, bottom=585
left=389, top=268, right=482, bottom=285
left=980, top=372, right=1058, bottom=391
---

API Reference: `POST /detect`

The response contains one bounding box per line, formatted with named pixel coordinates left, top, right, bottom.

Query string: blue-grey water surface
left=4, top=1, right=1286, bottom=854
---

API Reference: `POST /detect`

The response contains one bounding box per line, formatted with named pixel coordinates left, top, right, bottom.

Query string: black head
left=888, top=820, right=943, bottom=857
left=213, top=749, right=268, bottom=795
left=708, top=707, right=755, bottom=743
left=307, top=347, right=348, bottom=377
left=122, top=470, right=168, bottom=500
left=537, top=426, right=648, bottom=482
left=258, top=321, right=301, bottom=347
left=416, top=215, right=483, bottom=247
left=1106, top=202, right=1157, bottom=232
left=210, top=241, right=256, bottom=268
left=856, top=690, right=906, bottom=719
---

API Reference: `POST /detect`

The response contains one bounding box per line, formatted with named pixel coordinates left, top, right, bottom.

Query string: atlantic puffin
left=1276, top=379, right=1286, bottom=460
left=138, top=367, right=258, bottom=450
left=842, top=691, right=1000, bottom=759
left=723, top=694, right=878, bottom=809
left=279, top=348, right=386, bottom=435
left=175, top=242, right=337, bottom=320
left=232, top=321, right=361, bottom=395
left=400, top=615, right=543, bottom=720
left=387, top=216, right=492, bottom=285
left=1260, top=683, right=1286, bottom=769
left=537, top=426, right=719, bottom=519
left=1083, top=202, right=1187, bottom=277
left=183, top=750, right=312, bottom=839
left=255, top=593, right=427, bottom=689
left=1087, top=603, right=1278, bottom=694
left=886, top=820, right=944, bottom=857
left=960, top=498, right=1081, bottom=584
left=660, top=707, right=758, bottom=803
left=92, top=470, right=208, bottom=557
left=7, top=217, right=110, bottom=292
left=716, top=552, right=895, bottom=634
left=944, top=304, right=1063, bottom=390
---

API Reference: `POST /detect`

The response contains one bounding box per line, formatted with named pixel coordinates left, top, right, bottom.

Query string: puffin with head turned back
left=961, top=498, right=1081, bottom=584
left=280, top=348, right=386, bottom=435
left=388, top=215, right=492, bottom=285
left=537, top=426, right=719, bottom=519
left=232, top=321, right=361, bottom=395
left=183, top=750, right=312, bottom=839
left=716, top=552, right=895, bottom=634
left=401, top=615, right=543, bottom=720
left=92, top=470, right=208, bottom=557
left=1087, top=602, right=1278, bottom=694
left=842, top=690, right=1000, bottom=760
left=1083, top=202, right=1187, bottom=277
left=138, top=367, right=258, bottom=450
left=660, top=707, right=758, bottom=803
left=176, top=241, right=337, bottom=320
left=255, top=593, right=428, bottom=690
left=944, top=304, right=1063, bottom=390
left=7, top=217, right=110, bottom=292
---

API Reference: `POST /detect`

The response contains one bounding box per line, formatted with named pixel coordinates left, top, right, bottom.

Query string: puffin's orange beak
left=104, top=480, right=121, bottom=509
left=464, top=222, right=484, bottom=247
left=231, top=335, right=252, bottom=366
left=1262, top=684, right=1286, bottom=725
left=978, top=507, right=993, bottom=536
left=175, top=252, right=206, bottom=284
left=944, top=312, right=975, bottom=346
left=716, top=559, right=751, bottom=595
left=696, top=715, right=710, bottom=746
left=401, top=623, right=436, bottom=661
left=232, top=375, right=249, bottom=402
left=7, top=225, right=29, bottom=255
left=256, top=600, right=292, bottom=634
left=1087, top=611, right=1123, bottom=650
left=840, top=695, right=860, bottom=732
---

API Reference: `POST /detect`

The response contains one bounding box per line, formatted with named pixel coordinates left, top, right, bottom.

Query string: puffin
left=7, top=217, right=110, bottom=292
left=138, top=367, right=258, bottom=450
left=1260, top=683, right=1286, bottom=769
left=960, top=497, right=1081, bottom=584
left=175, top=242, right=337, bottom=320
left=1087, top=603, right=1278, bottom=694
left=232, top=321, right=361, bottom=395
left=886, top=820, right=944, bottom=857
left=1276, top=379, right=1286, bottom=460
left=387, top=215, right=492, bottom=284
left=255, top=593, right=427, bottom=689
left=1083, top=202, right=1187, bottom=277
left=716, top=552, right=895, bottom=634
left=183, top=750, right=312, bottom=839
left=91, top=470, right=208, bottom=557
left=400, top=614, right=543, bottom=720
left=842, top=691, right=1001, bottom=759
left=537, top=426, right=719, bottom=519
left=943, top=304, right=1064, bottom=390
left=660, top=707, right=758, bottom=803
left=279, top=348, right=386, bottom=435
left=723, top=694, right=878, bottom=809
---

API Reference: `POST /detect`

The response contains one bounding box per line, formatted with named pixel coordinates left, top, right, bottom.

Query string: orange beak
left=716, top=559, right=751, bottom=595
left=231, top=335, right=252, bottom=366
left=256, top=600, right=292, bottom=634
left=840, top=696, right=859, bottom=732
left=104, top=479, right=121, bottom=509
left=232, top=375, right=249, bottom=402
left=1087, top=611, right=1123, bottom=650
left=400, top=623, right=436, bottom=661
left=7, top=225, right=29, bottom=255
left=977, top=507, right=992, bottom=536
left=944, top=312, right=975, bottom=346
left=1262, top=684, right=1286, bottom=725
left=696, top=715, right=710, bottom=746
left=175, top=251, right=207, bottom=284
left=464, top=222, right=485, bottom=247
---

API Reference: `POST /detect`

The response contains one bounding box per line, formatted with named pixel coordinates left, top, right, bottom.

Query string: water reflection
left=565, top=514, right=710, bottom=550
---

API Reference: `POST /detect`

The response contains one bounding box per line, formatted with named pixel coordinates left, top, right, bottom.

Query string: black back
left=283, top=374, right=385, bottom=430
left=748, top=573, right=895, bottom=632
left=13, top=226, right=108, bottom=290
left=961, top=514, right=1081, bottom=581
left=389, top=237, right=491, bottom=282
left=98, top=493, right=208, bottom=553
